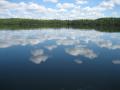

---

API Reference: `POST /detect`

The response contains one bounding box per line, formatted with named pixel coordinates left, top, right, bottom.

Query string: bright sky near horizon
left=0, top=0, right=120, bottom=19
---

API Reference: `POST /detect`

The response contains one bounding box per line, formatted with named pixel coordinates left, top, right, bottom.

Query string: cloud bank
left=0, top=0, right=119, bottom=19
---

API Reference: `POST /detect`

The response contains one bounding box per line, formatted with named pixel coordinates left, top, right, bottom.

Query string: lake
left=0, top=28, right=120, bottom=90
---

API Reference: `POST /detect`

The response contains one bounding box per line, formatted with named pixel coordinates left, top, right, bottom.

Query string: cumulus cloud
left=45, top=45, right=57, bottom=51
left=0, top=41, right=13, bottom=48
left=56, top=39, right=80, bottom=46
left=96, top=0, right=120, bottom=11
left=30, top=49, right=48, bottom=64
left=0, top=1, right=61, bottom=19
left=111, top=33, right=120, bottom=39
left=74, top=59, right=83, bottom=64
left=111, top=45, right=120, bottom=49
left=99, top=0, right=115, bottom=10
left=95, top=39, right=112, bottom=48
left=31, top=49, right=44, bottom=56
left=112, top=60, right=120, bottom=64
left=75, top=0, right=88, bottom=4
left=56, top=3, right=75, bottom=9
left=43, top=0, right=58, bottom=3
left=111, top=0, right=120, bottom=5
left=66, top=47, right=97, bottom=59
left=0, top=30, right=46, bottom=48
left=92, top=39, right=120, bottom=50
left=0, top=0, right=119, bottom=19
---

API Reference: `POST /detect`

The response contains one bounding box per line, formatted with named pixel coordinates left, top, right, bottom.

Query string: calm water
left=0, top=28, right=120, bottom=90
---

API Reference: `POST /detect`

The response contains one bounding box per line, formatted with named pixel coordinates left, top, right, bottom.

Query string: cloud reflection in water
left=0, top=29, right=120, bottom=64
left=30, top=49, right=48, bottom=64
left=112, top=60, right=120, bottom=64
left=74, top=59, right=83, bottom=64
left=45, top=45, right=57, bottom=51
left=66, top=47, right=97, bottom=59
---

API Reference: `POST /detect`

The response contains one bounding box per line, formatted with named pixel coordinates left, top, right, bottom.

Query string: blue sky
left=0, top=0, right=120, bottom=19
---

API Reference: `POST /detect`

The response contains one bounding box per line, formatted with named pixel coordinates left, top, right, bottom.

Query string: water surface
left=0, top=28, right=120, bottom=90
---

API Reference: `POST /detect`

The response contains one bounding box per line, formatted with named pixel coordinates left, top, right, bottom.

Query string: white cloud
left=56, top=3, right=75, bottom=9
left=0, top=41, right=13, bottom=48
left=30, top=49, right=48, bottom=64
left=43, top=0, right=58, bottom=3
left=99, top=0, right=115, bottom=10
left=56, top=39, right=80, bottom=46
left=75, top=0, right=88, bottom=4
left=66, top=47, right=97, bottom=59
left=112, top=60, right=120, bottom=64
left=97, top=0, right=120, bottom=11
left=0, top=30, right=46, bottom=48
left=45, top=45, right=57, bottom=51
left=111, top=0, right=120, bottom=5
left=31, top=49, right=44, bottom=56
left=0, top=0, right=119, bottom=19
left=30, top=55, right=48, bottom=64
left=74, top=59, right=83, bottom=64
left=0, top=1, right=49, bottom=18
left=111, top=45, right=120, bottom=49
left=95, top=39, right=112, bottom=48
left=92, top=38, right=120, bottom=50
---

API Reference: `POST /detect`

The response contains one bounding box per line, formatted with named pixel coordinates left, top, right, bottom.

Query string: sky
left=0, top=0, right=120, bottom=19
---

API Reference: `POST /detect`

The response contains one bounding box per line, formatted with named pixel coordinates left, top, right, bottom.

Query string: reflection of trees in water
left=0, top=25, right=119, bottom=32
left=0, top=18, right=120, bottom=32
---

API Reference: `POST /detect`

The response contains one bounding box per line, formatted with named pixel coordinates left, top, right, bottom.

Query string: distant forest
left=0, top=18, right=120, bottom=32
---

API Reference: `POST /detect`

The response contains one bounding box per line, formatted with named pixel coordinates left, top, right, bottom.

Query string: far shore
left=0, top=17, right=120, bottom=32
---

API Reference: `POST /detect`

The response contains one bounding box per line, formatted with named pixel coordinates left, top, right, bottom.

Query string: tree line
left=0, top=17, right=120, bottom=30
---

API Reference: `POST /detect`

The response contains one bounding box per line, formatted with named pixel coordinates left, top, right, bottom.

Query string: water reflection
left=112, top=60, right=120, bottom=64
left=93, top=39, right=120, bottom=50
left=56, top=39, right=80, bottom=46
left=30, top=49, right=49, bottom=64
left=74, top=59, right=83, bottom=64
left=66, top=47, right=97, bottom=59
left=45, top=45, right=57, bottom=51
left=0, top=29, right=120, bottom=65
left=0, top=29, right=120, bottom=90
